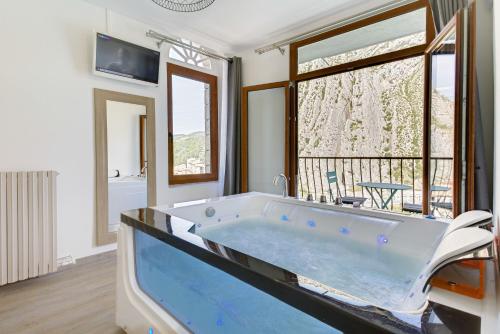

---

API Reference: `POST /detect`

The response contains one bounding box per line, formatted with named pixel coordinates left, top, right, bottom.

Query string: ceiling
left=85, top=0, right=399, bottom=54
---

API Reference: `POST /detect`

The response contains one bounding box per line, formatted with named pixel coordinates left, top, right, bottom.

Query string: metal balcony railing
left=298, top=156, right=453, bottom=211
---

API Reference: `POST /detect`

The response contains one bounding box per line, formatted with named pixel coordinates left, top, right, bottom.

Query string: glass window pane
left=297, top=56, right=424, bottom=211
left=429, top=31, right=456, bottom=218
left=297, top=8, right=426, bottom=74
left=171, top=75, right=211, bottom=175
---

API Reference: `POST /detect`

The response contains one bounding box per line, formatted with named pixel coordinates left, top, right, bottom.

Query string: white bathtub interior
left=163, top=194, right=449, bottom=312
left=106, top=100, right=148, bottom=232
left=108, top=176, right=147, bottom=232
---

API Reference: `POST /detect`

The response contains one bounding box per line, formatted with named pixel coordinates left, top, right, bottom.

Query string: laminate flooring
left=0, top=251, right=125, bottom=334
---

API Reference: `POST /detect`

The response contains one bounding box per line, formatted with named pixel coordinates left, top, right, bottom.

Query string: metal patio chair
left=326, top=171, right=367, bottom=205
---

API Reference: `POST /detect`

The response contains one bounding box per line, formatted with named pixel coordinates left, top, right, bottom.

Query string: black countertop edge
left=121, top=208, right=481, bottom=334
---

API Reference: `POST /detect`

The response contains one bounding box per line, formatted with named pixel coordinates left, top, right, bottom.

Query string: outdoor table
left=431, top=185, right=450, bottom=192
left=357, top=182, right=412, bottom=209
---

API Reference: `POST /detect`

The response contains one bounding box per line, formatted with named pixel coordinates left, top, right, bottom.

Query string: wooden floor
left=0, top=251, right=125, bottom=334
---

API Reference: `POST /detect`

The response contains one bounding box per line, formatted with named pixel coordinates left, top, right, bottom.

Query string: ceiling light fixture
left=151, top=0, right=215, bottom=12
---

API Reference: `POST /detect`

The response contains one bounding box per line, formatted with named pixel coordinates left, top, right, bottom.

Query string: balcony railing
left=298, top=156, right=453, bottom=211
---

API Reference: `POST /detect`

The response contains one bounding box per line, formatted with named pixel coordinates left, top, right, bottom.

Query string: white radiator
left=0, top=171, right=58, bottom=286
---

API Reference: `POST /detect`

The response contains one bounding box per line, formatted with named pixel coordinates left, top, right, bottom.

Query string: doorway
left=241, top=82, right=290, bottom=194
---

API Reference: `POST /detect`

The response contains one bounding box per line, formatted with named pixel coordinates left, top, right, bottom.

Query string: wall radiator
left=0, top=171, right=58, bottom=286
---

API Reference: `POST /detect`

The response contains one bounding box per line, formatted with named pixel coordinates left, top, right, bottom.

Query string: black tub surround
left=121, top=208, right=480, bottom=334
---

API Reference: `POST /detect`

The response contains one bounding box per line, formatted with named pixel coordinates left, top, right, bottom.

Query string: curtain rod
left=146, top=30, right=232, bottom=62
left=254, top=0, right=418, bottom=55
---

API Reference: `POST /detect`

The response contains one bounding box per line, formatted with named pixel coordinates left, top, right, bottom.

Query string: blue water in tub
left=197, top=218, right=426, bottom=310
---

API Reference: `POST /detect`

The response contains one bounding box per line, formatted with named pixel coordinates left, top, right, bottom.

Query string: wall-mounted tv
left=93, top=32, right=160, bottom=86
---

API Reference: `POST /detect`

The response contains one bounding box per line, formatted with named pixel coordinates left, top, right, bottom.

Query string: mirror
left=106, top=101, right=147, bottom=233
left=94, top=89, right=156, bottom=245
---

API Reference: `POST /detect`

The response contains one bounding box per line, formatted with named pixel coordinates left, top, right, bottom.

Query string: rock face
left=296, top=32, right=437, bottom=159
left=298, top=56, right=425, bottom=158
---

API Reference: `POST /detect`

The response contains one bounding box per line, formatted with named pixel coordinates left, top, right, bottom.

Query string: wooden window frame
left=289, top=0, right=435, bottom=82
left=167, top=62, right=219, bottom=185
left=423, top=11, right=465, bottom=217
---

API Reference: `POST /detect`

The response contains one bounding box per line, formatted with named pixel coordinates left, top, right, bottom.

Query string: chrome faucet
left=273, top=173, right=289, bottom=197
left=140, top=161, right=148, bottom=177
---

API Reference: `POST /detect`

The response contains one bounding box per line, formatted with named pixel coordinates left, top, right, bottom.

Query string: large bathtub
left=117, top=193, right=487, bottom=334
left=165, top=193, right=447, bottom=312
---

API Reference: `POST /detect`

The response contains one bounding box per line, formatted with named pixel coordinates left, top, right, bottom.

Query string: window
left=291, top=2, right=435, bottom=214
left=290, top=2, right=432, bottom=81
left=297, top=56, right=425, bottom=209
left=169, top=39, right=212, bottom=69
left=426, top=16, right=463, bottom=218
left=296, top=8, right=427, bottom=75
left=167, top=63, right=218, bottom=184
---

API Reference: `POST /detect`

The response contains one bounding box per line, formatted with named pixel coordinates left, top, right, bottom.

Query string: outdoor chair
left=402, top=202, right=423, bottom=213
left=402, top=159, right=453, bottom=216
left=326, top=171, right=367, bottom=205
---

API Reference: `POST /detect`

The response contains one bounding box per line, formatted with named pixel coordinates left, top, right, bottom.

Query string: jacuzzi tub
left=164, top=193, right=447, bottom=313
left=117, top=192, right=491, bottom=334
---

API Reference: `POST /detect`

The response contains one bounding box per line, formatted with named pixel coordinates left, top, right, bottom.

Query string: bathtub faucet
left=140, top=161, right=148, bottom=177
left=273, top=173, right=289, bottom=198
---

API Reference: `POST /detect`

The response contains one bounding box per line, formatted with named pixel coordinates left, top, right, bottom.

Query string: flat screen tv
left=93, top=32, right=160, bottom=86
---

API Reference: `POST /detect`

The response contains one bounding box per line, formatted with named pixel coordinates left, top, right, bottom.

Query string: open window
left=167, top=63, right=218, bottom=185
left=286, top=0, right=477, bottom=217
left=424, top=9, right=470, bottom=218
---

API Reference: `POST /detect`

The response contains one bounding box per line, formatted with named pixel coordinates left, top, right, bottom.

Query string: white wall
left=107, top=101, right=145, bottom=176
left=476, top=0, right=495, bottom=207
left=236, top=0, right=398, bottom=87
left=494, top=0, right=500, bottom=238
left=239, top=47, right=289, bottom=86
left=494, top=0, right=500, bottom=324
left=0, top=0, right=225, bottom=260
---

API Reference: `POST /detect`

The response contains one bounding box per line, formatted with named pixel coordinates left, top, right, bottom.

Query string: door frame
left=94, top=89, right=157, bottom=246
left=241, top=82, right=290, bottom=192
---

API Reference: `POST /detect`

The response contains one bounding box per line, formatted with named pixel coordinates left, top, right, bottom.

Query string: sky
left=432, top=54, right=456, bottom=100
left=171, top=75, right=207, bottom=135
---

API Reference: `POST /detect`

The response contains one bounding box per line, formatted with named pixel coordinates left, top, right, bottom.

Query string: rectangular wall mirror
left=94, top=89, right=156, bottom=246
